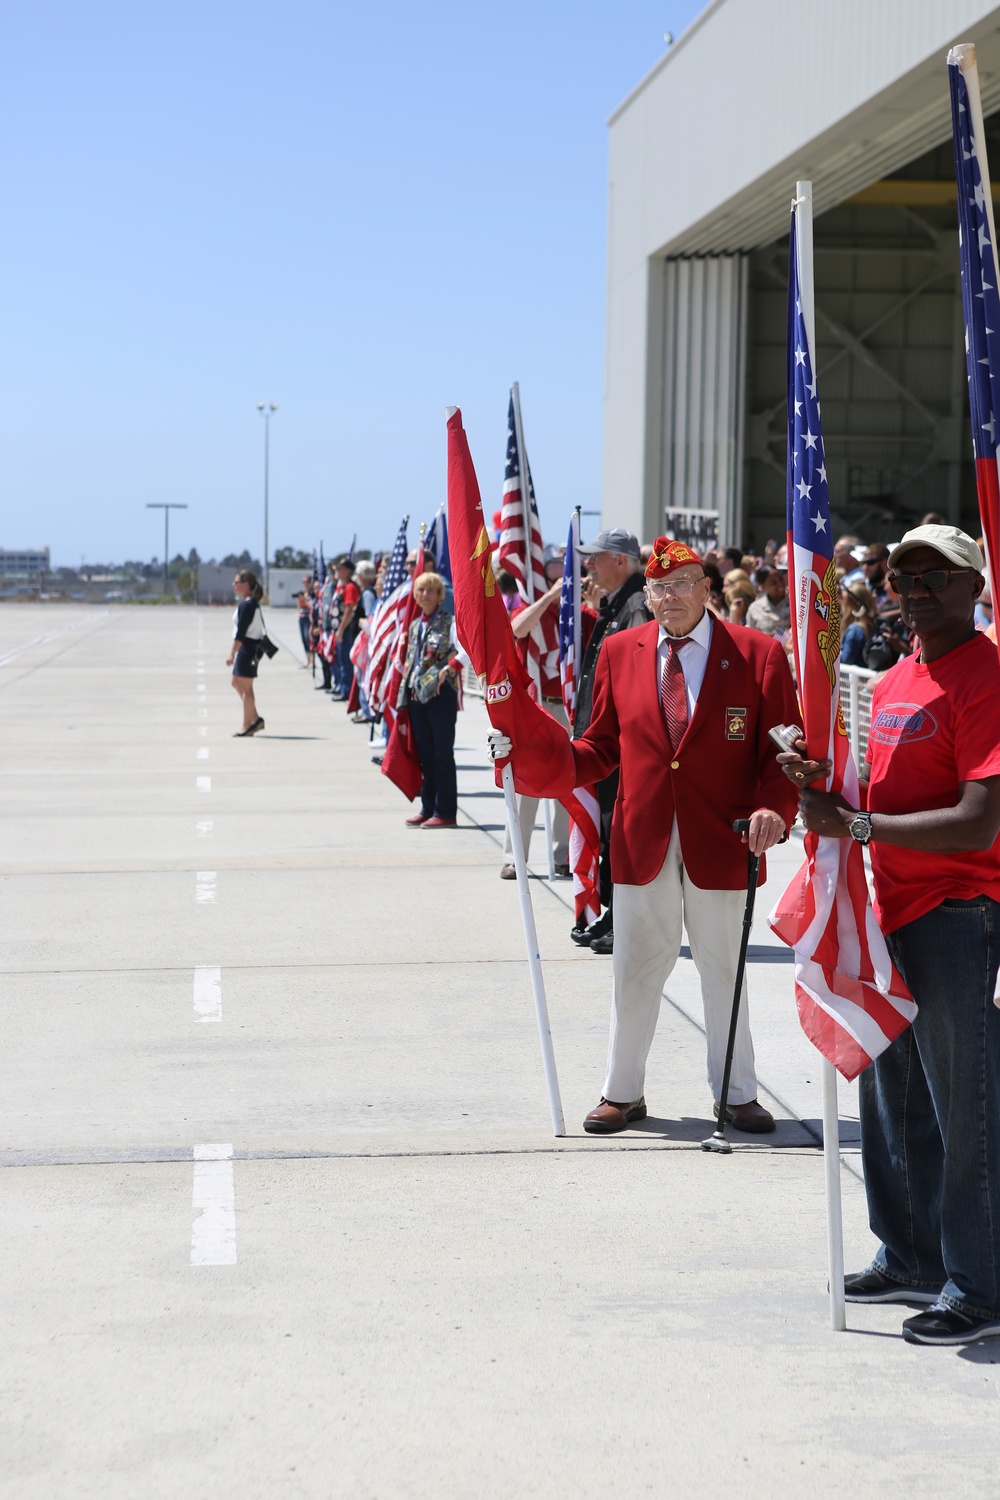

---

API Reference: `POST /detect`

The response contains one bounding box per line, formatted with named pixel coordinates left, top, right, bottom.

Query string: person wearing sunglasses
left=489, top=536, right=798, bottom=1136
left=781, top=523, right=1000, bottom=1347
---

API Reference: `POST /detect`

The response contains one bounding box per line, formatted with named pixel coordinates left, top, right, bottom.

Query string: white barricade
left=840, top=663, right=877, bottom=765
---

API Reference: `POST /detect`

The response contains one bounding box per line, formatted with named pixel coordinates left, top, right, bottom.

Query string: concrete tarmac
left=1, top=603, right=997, bottom=1499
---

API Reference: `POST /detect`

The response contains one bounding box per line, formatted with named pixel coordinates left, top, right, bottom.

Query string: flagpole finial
left=419, top=521, right=427, bottom=541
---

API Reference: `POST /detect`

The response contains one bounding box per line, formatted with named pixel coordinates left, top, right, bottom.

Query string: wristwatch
left=848, top=812, right=873, bottom=845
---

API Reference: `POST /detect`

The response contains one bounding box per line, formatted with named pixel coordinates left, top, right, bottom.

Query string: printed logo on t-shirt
left=869, top=701, right=939, bottom=747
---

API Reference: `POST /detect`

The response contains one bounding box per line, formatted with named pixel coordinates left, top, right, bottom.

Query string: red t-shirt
left=336, top=581, right=360, bottom=609
left=865, top=632, right=1000, bottom=933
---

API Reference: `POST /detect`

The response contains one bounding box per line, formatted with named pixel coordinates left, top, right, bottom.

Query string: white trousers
left=502, top=701, right=570, bottom=866
left=604, top=824, right=759, bottom=1106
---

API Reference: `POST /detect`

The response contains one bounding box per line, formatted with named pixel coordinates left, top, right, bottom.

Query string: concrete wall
left=604, top=0, right=1000, bottom=543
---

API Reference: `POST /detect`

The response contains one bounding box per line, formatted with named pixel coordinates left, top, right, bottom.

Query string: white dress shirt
left=656, top=607, right=713, bottom=723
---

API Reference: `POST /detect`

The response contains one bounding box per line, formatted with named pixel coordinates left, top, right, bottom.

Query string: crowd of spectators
left=289, top=508, right=997, bottom=897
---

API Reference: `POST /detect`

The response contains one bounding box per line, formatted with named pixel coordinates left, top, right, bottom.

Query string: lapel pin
left=721, top=659, right=729, bottom=670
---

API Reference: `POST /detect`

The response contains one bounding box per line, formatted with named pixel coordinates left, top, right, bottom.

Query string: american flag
left=768, top=188, right=915, bottom=1082
left=498, top=385, right=559, bottom=685
left=425, top=504, right=452, bottom=585
left=949, top=44, right=1000, bottom=594
left=558, top=511, right=600, bottom=924
left=362, top=516, right=410, bottom=714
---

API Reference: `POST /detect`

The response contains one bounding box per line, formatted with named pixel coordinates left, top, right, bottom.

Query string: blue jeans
left=333, top=637, right=355, bottom=696
left=408, top=688, right=458, bottom=821
left=859, top=896, right=1000, bottom=1317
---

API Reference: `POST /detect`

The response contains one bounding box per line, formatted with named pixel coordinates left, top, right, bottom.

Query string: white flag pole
left=822, top=1060, right=847, bottom=1330
left=796, top=179, right=847, bottom=1332
left=501, top=760, right=566, bottom=1136
left=447, top=401, right=564, bottom=1134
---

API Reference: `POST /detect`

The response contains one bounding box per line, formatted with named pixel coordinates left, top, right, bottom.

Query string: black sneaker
left=902, top=1302, right=1000, bottom=1345
left=844, top=1267, right=940, bottom=1305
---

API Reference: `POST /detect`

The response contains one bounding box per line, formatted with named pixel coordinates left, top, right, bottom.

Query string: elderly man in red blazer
left=490, top=538, right=798, bottom=1134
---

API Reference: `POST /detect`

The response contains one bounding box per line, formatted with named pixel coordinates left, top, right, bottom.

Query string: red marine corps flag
left=447, top=413, right=570, bottom=786
left=768, top=184, right=915, bottom=1081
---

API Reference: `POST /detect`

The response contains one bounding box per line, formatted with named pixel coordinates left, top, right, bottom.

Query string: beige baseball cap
left=888, top=524, right=984, bottom=574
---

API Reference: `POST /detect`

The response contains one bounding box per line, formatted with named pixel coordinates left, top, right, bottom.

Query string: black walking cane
left=701, top=818, right=761, bottom=1155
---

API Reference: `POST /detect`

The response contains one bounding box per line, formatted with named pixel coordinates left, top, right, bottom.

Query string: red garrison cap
left=645, top=537, right=704, bottom=580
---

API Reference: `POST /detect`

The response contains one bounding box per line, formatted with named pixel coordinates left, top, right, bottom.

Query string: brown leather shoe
left=713, top=1098, right=775, bottom=1133
left=583, top=1096, right=647, bottom=1134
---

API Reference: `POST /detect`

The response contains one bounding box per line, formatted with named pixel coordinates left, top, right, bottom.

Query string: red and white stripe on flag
left=363, top=580, right=410, bottom=714
left=768, top=184, right=914, bottom=1081
left=566, top=786, right=600, bottom=926
left=498, top=387, right=559, bottom=685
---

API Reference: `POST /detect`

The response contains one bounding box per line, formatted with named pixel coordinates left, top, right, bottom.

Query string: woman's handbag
left=256, top=605, right=279, bottom=660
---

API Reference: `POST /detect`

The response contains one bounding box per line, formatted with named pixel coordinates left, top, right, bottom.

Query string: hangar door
left=660, top=253, right=748, bottom=548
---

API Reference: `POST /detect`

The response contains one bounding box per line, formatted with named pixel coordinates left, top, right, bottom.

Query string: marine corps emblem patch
left=725, top=707, right=747, bottom=741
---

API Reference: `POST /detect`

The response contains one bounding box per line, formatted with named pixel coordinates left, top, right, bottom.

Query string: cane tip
left=701, top=1132, right=733, bottom=1154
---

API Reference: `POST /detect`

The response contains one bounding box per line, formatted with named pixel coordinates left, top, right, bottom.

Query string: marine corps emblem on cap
left=645, top=537, right=704, bottom=579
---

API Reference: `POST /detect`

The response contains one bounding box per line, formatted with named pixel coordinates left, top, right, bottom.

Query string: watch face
left=850, top=815, right=871, bottom=843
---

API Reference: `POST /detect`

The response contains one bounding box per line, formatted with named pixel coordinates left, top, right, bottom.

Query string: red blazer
left=548, top=616, right=798, bottom=890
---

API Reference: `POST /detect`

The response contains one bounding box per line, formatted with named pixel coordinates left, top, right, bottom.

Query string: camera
left=767, top=722, right=804, bottom=755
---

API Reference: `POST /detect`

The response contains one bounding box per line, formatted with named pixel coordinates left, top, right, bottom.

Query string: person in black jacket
left=226, top=569, right=266, bottom=737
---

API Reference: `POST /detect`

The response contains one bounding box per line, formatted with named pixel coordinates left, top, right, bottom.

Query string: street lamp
left=256, top=401, right=278, bottom=594
left=146, top=503, right=189, bottom=594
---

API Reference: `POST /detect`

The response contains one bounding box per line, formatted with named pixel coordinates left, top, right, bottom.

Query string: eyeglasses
left=645, top=575, right=704, bottom=599
left=887, top=568, right=973, bottom=595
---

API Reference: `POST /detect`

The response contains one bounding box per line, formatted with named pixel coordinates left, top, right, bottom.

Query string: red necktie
left=660, top=637, right=691, bottom=752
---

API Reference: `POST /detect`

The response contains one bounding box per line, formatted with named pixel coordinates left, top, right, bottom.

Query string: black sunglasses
left=887, top=567, right=974, bottom=595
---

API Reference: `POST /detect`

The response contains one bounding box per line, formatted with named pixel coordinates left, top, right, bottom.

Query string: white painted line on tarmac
left=196, top=747, right=209, bottom=760
left=196, top=775, right=211, bottom=792
left=193, top=966, right=222, bottom=1022
left=196, top=820, right=213, bottom=837
left=196, top=871, right=217, bottom=903
left=191, top=1145, right=236, bottom=1266
left=0, top=612, right=110, bottom=667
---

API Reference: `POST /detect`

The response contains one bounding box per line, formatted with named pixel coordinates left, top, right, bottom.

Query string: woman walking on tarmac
left=226, top=569, right=266, bottom=737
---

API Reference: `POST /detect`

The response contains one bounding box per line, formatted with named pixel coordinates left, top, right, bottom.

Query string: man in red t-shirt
left=331, top=558, right=361, bottom=700
left=788, top=524, right=1000, bottom=1347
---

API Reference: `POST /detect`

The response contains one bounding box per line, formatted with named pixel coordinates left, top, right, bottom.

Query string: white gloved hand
left=487, top=730, right=513, bottom=761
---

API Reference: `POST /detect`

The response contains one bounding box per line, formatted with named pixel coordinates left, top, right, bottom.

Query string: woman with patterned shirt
left=399, top=572, right=466, bottom=829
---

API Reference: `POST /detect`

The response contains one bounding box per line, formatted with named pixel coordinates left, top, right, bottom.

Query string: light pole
left=146, top=503, right=189, bottom=595
left=256, top=401, right=278, bottom=594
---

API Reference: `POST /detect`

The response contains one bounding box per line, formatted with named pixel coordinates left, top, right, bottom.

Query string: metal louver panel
left=661, top=253, right=748, bottom=546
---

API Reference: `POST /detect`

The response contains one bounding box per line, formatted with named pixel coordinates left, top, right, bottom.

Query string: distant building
left=268, top=569, right=310, bottom=607
left=197, top=565, right=235, bottom=605
left=0, top=547, right=50, bottom=578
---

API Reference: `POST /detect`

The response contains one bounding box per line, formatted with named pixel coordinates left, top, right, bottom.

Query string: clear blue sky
left=4, top=1, right=705, bottom=568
